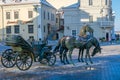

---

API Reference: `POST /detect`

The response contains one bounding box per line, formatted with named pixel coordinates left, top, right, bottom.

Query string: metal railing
left=99, top=21, right=114, bottom=28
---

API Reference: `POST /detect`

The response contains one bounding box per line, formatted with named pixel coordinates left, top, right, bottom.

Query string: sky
left=112, top=0, right=120, bottom=31
left=47, top=0, right=119, bottom=31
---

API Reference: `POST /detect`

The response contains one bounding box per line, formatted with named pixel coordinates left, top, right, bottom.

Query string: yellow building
left=0, top=0, right=56, bottom=41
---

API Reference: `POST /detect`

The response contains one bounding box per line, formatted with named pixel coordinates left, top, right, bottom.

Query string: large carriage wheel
left=40, top=52, right=56, bottom=66
left=1, top=49, right=16, bottom=68
left=16, top=52, right=33, bottom=71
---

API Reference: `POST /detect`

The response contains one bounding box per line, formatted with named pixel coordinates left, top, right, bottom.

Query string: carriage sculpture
left=1, top=35, right=56, bottom=71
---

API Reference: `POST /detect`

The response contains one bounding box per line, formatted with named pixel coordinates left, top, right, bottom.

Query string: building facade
left=0, top=0, right=56, bottom=41
left=62, top=0, right=115, bottom=41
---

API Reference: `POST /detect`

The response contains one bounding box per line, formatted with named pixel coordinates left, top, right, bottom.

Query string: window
left=44, top=11, right=46, bottom=19
left=14, top=25, right=20, bottom=33
left=44, top=25, right=45, bottom=33
left=6, top=12, right=10, bottom=19
left=51, top=13, right=54, bottom=21
left=28, top=25, right=34, bottom=33
left=56, top=18, right=58, bottom=23
left=2, top=0, right=6, bottom=3
left=89, top=15, right=93, bottom=23
left=14, top=11, right=19, bottom=19
left=105, top=0, right=108, bottom=5
left=28, top=11, right=33, bottom=18
left=51, top=13, right=52, bottom=21
left=72, top=30, right=76, bottom=36
left=48, top=12, right=49, bottom=20
left=89, top=0, right=93, bottom=5
left=6, top=26, right=11, bottom=34
left=15, top=0, right=22, bottom=2
left=29, top=36, right=34, bottom=40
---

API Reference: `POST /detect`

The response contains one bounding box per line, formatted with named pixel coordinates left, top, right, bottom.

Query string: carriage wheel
left=47, top=53, right=56, bottom=66
left=1, top=49, right=16, bottom=68
left=16, top=52, right=33, bottom=71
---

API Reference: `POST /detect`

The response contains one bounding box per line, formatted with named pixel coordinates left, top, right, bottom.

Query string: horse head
left=91, top=45, right=102, bottom=57
left=91, top=37, right=102, bottom=57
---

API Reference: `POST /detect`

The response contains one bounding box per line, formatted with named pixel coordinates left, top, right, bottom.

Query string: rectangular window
left=44, top=25, right=45, bottom=33
left=29, top=36, right=34, bottom=40
left=2, top=0, right=6, bottom=2
left=72, top=30, right=76, bottom=36
left=14, top=25, right=20, bottom=33
left=28, top=25, right=34, bottom=33
left=89, top=15, right=93, bottom=23
left=51, top=13, right=52, bottom=21
left=6, top=12, right=10, bottom=19
left=89, top=0, right=93, bottom=5
left=28, top=11, right=33, bottom=18
left=51, top=13, right=54, bottom=21
left=14, top=11, right=19, bottom=19
left=48, top=12, right=49, bottom=20
left=44, top=11, right=46, bottom=19
left=56, top=18, right=58, bottom=23
left=105, top=0, right=108, bottom=5
left=6, top=26, right=11, bottom=34
left=53, top=14, right=54, bottom=21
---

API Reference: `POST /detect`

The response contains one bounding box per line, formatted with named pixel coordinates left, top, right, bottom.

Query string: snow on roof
left=40, top=0, right=55, bottom=9
left=0, top=0, right=39, bottom=5
left=63, top=2, right=80, bottom=9
left=0, top=0, right=56, bottom=9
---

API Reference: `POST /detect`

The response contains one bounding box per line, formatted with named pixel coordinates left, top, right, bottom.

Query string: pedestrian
left=111, top=34, right=116, bottom=44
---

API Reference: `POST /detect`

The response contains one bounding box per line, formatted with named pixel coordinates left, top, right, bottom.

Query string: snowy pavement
left=0, top=42, right=120, bottom=80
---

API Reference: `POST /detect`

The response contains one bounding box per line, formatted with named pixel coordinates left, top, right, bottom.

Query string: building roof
left=63, top=2, right=80, bottom=9
left=40, top=0, right=55, bottom=9
left=0, top=0, right=56, bottom=9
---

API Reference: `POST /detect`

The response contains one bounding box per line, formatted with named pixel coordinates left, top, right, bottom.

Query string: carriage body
left=6, top=35, right=33, bottom=52
left=1, top=35, right=56, bottom=71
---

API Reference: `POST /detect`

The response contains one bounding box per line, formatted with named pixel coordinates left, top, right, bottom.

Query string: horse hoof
left=81, top=60, right=84, bottom=62
left=63, top=63, right=66, bottom=65
left=78, top=59, right=81, bottom=62
left=91, top=62, right=93, bottom=64
left=67, top=62, right=70, bottom=64
left=86, top=63, right=88, bottom=65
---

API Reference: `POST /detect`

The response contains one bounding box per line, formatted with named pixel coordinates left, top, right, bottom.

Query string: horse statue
left=54, top=24, right=101, bottom=65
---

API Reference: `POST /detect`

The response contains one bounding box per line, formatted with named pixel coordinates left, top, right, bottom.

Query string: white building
left=62, top=0, right=115, bottom=41
left=0, top=0, right=56, bottom=41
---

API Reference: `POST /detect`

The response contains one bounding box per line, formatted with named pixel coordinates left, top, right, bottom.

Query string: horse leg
left=85, top=49, right=89, bottom=65
left=78, top=48, right=81, bottom=62
left=59, top=47, right=64, bottom=64
left=81, top=48, right=84, bottom=62
left=88, top=52, right=93, bottom=64
left=62, top=50, right=68, bottom=65
left=64, top=49, right=69, bottom=64
left=68, top=50, right=75, bottom=65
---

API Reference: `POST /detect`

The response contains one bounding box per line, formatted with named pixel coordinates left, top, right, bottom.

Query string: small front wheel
left=46, top=52, right=56, bottom=66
